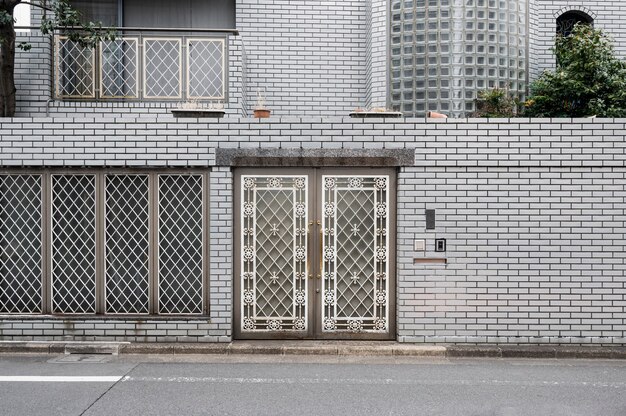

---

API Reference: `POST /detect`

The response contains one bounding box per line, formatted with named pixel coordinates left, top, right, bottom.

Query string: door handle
left=318, top=220, right=323, bottom=280
left=307, top=221, right=313, bottom=280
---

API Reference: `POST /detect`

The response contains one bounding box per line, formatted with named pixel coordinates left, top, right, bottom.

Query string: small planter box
left=349, top=111, right=403, bottom=119
left=170, top=108, right=226, bottom=118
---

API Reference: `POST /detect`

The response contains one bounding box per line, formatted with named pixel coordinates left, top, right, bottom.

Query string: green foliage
left=1, top=0, right=116, bottom=50
left=0, top=9, right=14, bottom=27
left=471, top=87, right=519, bottom=118
left=525, top=24, right=626, bottom=117
left=40, top=0, right=117, bottom=47
left=1, top=0, right=118, bottom=117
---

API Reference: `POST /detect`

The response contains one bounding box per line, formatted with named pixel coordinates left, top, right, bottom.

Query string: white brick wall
left=1, top=116, right=626, bottom=344
left=4, top=0, right=626, bottom=344
left=398, top=166, right=626, bottom=344
left=209, top=167, right=234, bottom=342
left=365, top=0, right=388, bottom=109
left=14, top=33, right=51, bottom=117
left=236, top=0, right=368, bottom=116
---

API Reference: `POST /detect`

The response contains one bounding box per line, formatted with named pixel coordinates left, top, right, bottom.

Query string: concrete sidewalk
left=1, top=340, right=626, bottom=359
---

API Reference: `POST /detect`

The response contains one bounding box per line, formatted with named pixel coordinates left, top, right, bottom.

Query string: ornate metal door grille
left=322, top=176, right=389, bottom=333
left=240, top=176, right=308, bottom=332
left=0, top=175, right=42, bottom=314
left=237, top=170, right=393, bottom=339
left=51, top=175, right=97, bottom=314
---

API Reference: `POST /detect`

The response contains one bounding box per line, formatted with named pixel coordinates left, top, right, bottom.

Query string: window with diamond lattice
left=105, top=175, right=150, bottom=314
left=51, top=175, right=97, bottom=314
left=158, top=175, right=204, bottom=315
left=0, top=172, right=206, bottom=316
left=0, top=175, right=42, bottom=314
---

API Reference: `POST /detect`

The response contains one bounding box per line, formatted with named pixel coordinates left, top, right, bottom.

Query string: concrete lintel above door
left=216, top=148, right=415, bottom=167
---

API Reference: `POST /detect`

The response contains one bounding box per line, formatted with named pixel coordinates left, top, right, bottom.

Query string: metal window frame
left=156, top=173, right=206, bottom=315
left=0, top=173, right=44, bottom=314
left=103, top=173, right=151, bottom=315
left=54, top=35, right=97, bottom=99
left=142, top=37, right=183, bottom=100
left=99, top=37, right=140, bottom=99
left=0, top=169, right=209, bottom=317
left=53, top=33, right=229, bottom=103
left=186, top=37, right=227, bottom=100
left=50, top=173, right=98, bottom=314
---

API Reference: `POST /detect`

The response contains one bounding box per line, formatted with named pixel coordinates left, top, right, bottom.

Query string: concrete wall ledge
left=2, top=341, right=626, bottom=359
left=216, top=148, right=415, bottom=167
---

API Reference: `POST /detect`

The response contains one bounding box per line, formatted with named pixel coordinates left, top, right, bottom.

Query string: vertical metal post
left=95, top=173, right=106, bottom=314
left=42, top=173, right=51, bottom=314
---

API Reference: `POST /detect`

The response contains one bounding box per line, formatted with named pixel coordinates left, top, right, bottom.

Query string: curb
left=1, top=341, right=626, bottom=359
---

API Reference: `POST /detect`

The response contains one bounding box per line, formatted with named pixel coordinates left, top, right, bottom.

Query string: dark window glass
left=557, top=11, right=593, bottom=37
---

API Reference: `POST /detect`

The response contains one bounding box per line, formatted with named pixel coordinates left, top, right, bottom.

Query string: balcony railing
left=53, top=30, right=228, bottom=101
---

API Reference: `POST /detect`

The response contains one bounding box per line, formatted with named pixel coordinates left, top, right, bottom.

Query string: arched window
left=557, top=11, right=594, bottom=37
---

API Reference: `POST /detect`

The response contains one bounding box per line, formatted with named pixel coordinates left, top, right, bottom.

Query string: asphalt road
left=1, top=354, right=626, bottom=416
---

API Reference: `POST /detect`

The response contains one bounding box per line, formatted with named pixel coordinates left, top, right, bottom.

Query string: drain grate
left=48, top=354, right=112, bottom=363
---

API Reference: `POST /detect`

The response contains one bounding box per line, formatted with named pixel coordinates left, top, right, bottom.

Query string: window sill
left=0, top=314, right=211, bottom=321
left=349, top=111, right=403, bottom=119
left=170, top=108, right=226, bottom=118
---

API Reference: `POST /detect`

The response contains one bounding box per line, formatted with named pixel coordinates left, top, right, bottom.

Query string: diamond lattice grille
left=105, top=175, right=149, bottom=314
left=187, top=39, right=224, bottom=99
left=336, top=190, right=375, bottom=317
left=158, top=175, right=203, bottom=314
left=55, top=36, right=94, bottom=98
left=322, top=176, right=389, bottom=333
left=255, top=189, right=295, bottom=318
left=0, top=175, right=42, bottom=314
left=241, top=176, right=308, bottom=332
left=51, top=175, right=96, bottom=314
left=144, top=39, right=181, bottom=98
left=100, top=38, right=138, bottom=98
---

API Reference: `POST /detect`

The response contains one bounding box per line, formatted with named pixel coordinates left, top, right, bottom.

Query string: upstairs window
left=70, top=0, right=236, bottom=30
left=557, top=11, right=593, bottom=37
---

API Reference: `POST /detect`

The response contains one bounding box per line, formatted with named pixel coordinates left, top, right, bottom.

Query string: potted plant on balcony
left=253, top=89, right=271, bottom=118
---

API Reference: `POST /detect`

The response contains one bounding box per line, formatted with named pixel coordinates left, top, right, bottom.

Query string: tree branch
left=19, top=1, right=53, bottom=12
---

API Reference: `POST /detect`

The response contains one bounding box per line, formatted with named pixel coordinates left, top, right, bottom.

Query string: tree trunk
left=0, top=12, right=17, bottom=117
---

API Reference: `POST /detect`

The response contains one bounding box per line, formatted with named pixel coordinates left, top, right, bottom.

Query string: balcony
left=53, top=29, right=234, bottom=103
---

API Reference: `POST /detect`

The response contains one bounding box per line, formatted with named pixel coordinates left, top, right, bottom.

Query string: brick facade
left=236, top=0, right=368, bottom=116
left=1, top=117, right=625, bottom=344
left=1, top=1, right=625, bottom=344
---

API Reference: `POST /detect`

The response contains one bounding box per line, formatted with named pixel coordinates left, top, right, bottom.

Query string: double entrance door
left=234, top=168, right=395, bottom=340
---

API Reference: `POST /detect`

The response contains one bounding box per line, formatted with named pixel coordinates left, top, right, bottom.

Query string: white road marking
left=0, top=376, right=123, bottom=383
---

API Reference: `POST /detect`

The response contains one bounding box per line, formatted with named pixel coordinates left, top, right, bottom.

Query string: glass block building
left=390, top=0, right=528, bottom=117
